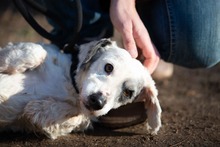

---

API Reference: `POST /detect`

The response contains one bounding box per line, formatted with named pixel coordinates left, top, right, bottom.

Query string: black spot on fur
left=118, top=82, right=134, bottom=102
left=98, top=39, right=112, bottom=48
left=80, top=39, right=112, bottom=72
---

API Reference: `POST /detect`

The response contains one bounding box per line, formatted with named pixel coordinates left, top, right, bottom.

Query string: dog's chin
left=80, top=102, right=111, bottom=117
left=88, top=107, right=110, bottom=117
left=92, top=108, right=110, bottom=117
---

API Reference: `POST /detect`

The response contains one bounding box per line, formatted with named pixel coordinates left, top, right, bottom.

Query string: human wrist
left=110, top=0, right=136, bottom=8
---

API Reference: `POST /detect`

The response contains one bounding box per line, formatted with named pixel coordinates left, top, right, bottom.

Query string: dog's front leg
left=22, top=98, right=90, bottom=139
left=0, top=42, right=46, bottom=74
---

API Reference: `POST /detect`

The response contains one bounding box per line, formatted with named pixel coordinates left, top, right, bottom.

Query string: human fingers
left=110, top=0, right=138, bottom=58
left=120, top=24, right=138, bottom=58
left=133, top=20, right=160, bottom=73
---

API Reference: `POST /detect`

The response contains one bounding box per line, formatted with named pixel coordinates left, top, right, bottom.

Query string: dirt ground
left=0, top=2, right=220, bottom=147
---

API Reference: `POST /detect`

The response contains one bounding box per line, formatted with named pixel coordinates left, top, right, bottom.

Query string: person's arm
left=110, top=0, right=160, bottom=74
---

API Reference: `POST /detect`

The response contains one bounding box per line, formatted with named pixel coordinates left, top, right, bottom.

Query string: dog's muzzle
left=85, top=92, right=106, bottom=111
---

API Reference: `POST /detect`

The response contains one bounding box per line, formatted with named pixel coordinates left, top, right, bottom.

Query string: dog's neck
left=69, top=46, right=80, bottom=94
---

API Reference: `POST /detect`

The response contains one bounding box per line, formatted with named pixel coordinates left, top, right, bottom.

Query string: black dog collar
left=69, top=45, right=80, bottom=94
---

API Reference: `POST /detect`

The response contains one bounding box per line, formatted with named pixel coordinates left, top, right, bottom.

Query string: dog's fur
left=0, top=39, right=161, bottom=139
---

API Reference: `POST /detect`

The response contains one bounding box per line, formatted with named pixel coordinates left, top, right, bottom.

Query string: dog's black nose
left=87, top=92, right=106, bottom=110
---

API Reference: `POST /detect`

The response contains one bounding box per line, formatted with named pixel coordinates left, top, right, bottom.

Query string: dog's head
left=74, top=39, right=160, bottom=120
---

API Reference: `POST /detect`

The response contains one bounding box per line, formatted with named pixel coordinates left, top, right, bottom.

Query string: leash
left=13, top=0, right=65, bottom=43
left=12, top=0, right=82, bottom=50
left=13, top=0, right=82, bottom=94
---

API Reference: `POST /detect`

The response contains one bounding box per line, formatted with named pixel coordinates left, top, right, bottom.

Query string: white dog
left=0, top=39, right=161, bottom=139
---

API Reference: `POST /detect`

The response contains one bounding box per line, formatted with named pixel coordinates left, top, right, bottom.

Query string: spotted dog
left=0, top=39, right=161, bottom=139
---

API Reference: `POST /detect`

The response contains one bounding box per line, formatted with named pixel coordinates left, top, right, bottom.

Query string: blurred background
left=0, top=0, right=50, bottom=46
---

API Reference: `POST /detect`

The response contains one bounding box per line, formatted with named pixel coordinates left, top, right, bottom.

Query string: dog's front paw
left=22, top=98, right=81, bottom=139
left=0, top=42, right=46, bottom=74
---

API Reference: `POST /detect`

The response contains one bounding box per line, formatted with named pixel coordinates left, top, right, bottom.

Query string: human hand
left=110, top=0, right=160, bottom=74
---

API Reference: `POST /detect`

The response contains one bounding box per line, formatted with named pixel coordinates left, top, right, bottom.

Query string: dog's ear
left=83, top=39, right=112, bottom=64
left=139, top=82, right=162, bottom=135
left=80, top=39, right=112, bottom=70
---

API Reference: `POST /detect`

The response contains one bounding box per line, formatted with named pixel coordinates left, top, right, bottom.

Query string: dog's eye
left=123, top=89, right=133, bottom=98
left=104, top=63, right=114, bottom=74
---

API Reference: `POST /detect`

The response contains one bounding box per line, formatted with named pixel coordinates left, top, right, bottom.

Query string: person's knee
left=182, top=48, right=220, bottom=69
left=197, top=51, right=220, bottom=68
left=167, top=43, right=220, bottom=69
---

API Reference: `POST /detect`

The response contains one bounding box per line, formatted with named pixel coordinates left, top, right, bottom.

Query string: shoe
left=152, top=60, right=173, bottom=80
left=97, top=102, right=147, bottom=129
